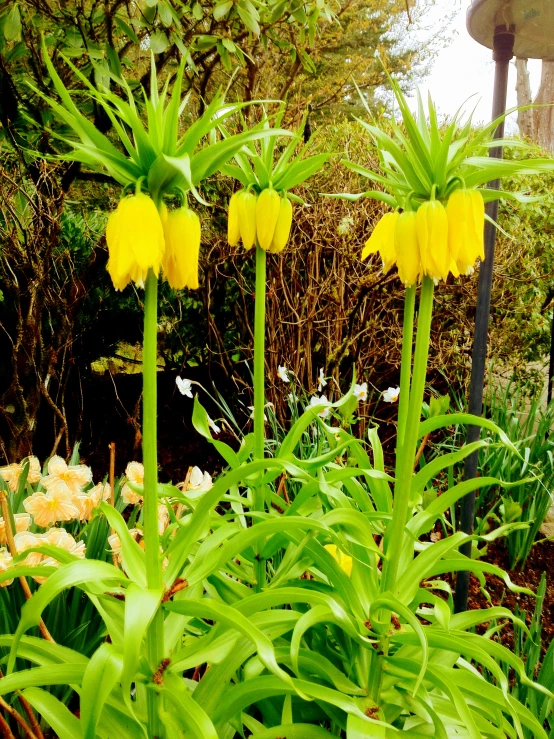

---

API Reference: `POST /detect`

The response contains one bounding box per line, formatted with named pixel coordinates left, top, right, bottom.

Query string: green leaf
left=3, top=3, right=21, bottom=42
left=20, top=688, right=82, bottom=739
left=81, top=643, right=124, bottom=739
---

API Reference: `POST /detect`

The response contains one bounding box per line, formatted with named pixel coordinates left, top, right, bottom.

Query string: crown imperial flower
left=162, top=207, right=201, bottom=290
left=106, top=193, right=165, bottom=290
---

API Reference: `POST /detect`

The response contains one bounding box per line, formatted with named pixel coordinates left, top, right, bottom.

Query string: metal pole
left=454, top=25, right=515, bottom=614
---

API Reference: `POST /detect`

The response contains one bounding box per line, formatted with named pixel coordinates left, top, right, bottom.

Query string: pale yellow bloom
left=41, top=456, right=92, bottom=498
left=0, top=456, right=41, bottom=492
left=158, top=504, right=170, bottom=535
left=33, top=528, right=86, bottom=583
left=121, top=461, right=144, bottom=506
left=14, top=531, right=44, bottom=567
left=23, top=489, right=80, bottom=528
left=181, top=466, right=213, bottom=499
left=0, top=512, right=31, bottom=544
left=324, top=544, right=353, bottom=577
left=73, top=482, right=110, bottom=521
left=0, top=548, right=13, bottom=587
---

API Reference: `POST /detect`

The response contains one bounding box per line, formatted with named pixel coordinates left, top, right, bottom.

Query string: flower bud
left=162, top=207, right=201, bottom=290
left=269, top=197, right=293, bottom=253
left=256, top=188, right=281, bottom=251
left=106, top=193, right=165, bottom=290
left=416, top=200, right=450, bottom=280
left=395, top=211, right=421, bottom=287
left=362, top=212, right=399, bottom=272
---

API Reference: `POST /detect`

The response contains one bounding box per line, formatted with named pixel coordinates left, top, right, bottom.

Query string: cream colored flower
left=189, top=467, right=213, bottom=492
left=0, top=548, right=13, bottom=587
left=0, top=455, right=41, bottom=493
left=14, top=531, right=44, bottom=567
left=0, top=512, right=31, bottom=545
left=108, top=528, right=141, bottom=557
left=353, top=382, right=368, bottom=402
left=74, top=482, right=110, bottom=521
left=40, top=455, right=92, bottom=498
left=23, top=489, right=80, bottom=528
left=158, top=504, right=170, bottom=535
left=33, top=528, right=85, bottom=583
left=277, top=365, right=290, bottom=383
left=121, top=462, right=144, bottom=506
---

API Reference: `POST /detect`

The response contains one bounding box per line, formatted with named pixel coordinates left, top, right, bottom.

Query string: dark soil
left=460, top=538, right=554, bottom=653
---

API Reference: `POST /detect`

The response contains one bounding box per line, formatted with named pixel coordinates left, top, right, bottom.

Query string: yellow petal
left=395, top=211, right=421, bottom=287
left=416, top=200, right=449, bottom=280
left=269, top=197, right=292, bottom=253
left=256, top=188, right=281, bottom=251
left=228, top=191, right=242, bottom=247
left=162, top=207, right=201, bottom=290
left=238, top=191, right=258, bottom=250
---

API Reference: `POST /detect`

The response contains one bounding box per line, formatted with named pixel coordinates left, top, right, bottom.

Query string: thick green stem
left=143, top=269, right=163, bottom=736
left=396, top=285, right=416, bottom=453
left=253, top=245, right=267, bottom=466
left=382, top=277, right=435, bottom=592
left=253, top=245, right=267, bottom=591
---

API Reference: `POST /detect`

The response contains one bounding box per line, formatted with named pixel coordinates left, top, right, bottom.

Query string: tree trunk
left=515, top=58, right=534, bottom=138
left=515, top=58, right=554, bottom=151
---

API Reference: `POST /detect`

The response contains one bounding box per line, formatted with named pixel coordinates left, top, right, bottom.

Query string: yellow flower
left=324, top=544, right=353, bottom=577
left=361, top=212, right=399, bottom=272
left=256, top=188, right=282, bottom=251
left=228, top=190, right=258, bottom=250
left=32, top=528, right=86, bottom=583
left=0, top=456, right=41, bottom=492
left=106, top=193, right=165, bottom=290
left=121, top=462, right=144, bottom=506
left=23, top=488, right=80, bottom=529
left=447, top=188, right=485, bottom=275
left=162, top=207, right=201, bottom=290
left=269, top=197, right=293, bottom=253
left=416, top=200, right=453, bottom=281
left=0, top=548, right=13, bottom=587
left=40, top=456, right=92, bottom=498
left=0, top=512, right=31, bottom=544
left=395, top=211, right=421, bottom=287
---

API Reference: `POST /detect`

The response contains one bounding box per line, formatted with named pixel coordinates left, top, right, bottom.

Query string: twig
left=414, top=433, right=431, bottom=469
left=108, top=442, right=118, bottom=567
left=0, top=710, right=16, bottom=739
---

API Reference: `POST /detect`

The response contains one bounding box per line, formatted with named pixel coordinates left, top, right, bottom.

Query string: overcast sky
left=409, top=1, right=542, bottom=130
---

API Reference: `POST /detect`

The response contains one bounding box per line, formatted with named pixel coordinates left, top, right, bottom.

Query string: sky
left=409, top=1, right=542, bottom=130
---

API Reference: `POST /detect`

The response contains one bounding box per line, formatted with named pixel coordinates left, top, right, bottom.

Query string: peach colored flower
left=14, top=531, right=44, bottom=567
left=0, top=548, right=13, bottom=587
left=0, top=456, right=41, bottom=493
left=121, top=462, right=144, bottom=506
left=33, top=528, right=86, bottom=583
left=40, top=455, right=92, bottom=498
left=158, top=504, right=170, bottom=535
left=0, top=512, right=31, bottom=545
left=23, top=489, right=80, bottom=528
left=74, top=482, right=110, bottom=521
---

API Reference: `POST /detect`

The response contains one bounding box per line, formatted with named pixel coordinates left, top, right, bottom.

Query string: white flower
left=354, top=382, right=368, bottom=402
left=248, top=406, right=268, bottom=422
left=176, top=376, right=194, bottom=398
left=188, top=467, right=213, bottom=492
left=382, top=386, right=400, bottom=403
left=207, top=416, right=220, bottom=434
left=277, top=365, right=290, bottom=383
left=287, top=393, right=296, bottom=405
left=317, top=368, right=327, bottom=392
left=309, top=394, right=331, bottom=419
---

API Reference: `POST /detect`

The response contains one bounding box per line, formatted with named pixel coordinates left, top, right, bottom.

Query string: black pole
left=453, top=25, right=515, bottom=614
left=546, top=315, right=554, bottom=405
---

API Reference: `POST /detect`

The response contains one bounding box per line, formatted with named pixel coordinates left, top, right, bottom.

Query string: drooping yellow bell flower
left=395, top=211, right=421, bottom=287
left=324, top=544, right=353, bottom=577
left=269, top=197, right=293, bottom=253
left=447, top=189, right=485, bottom=275
left=228, top=190, right=258, bottom=250
left=361, top=212, right=399, bottom=272
left=256, top=188, right=282, bottom=251
left=416, top=200, right=452, bottom=281
left=106, top=193, right=165, bottom=290
left=162, top=207, right=201, bottom=289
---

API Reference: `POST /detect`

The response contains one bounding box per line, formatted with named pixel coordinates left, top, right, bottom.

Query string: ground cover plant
left=2, top=43, right=554, bottom=739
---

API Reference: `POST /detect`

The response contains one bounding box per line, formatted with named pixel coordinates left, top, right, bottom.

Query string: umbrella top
left=467, top=0, right=554, bottom=59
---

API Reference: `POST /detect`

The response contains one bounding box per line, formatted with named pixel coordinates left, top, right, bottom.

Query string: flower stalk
left=142, top=267, right=164, bottom=734
left=253, top=244, right=267, bottom=591
left=382, top=276, right=435, bottom=592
